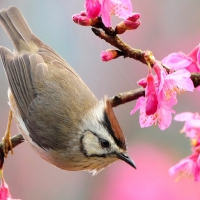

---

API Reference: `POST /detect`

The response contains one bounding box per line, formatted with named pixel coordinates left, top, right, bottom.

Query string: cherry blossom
left=85, top=0, right=133, bottom=27
left=130, top=62, right=194, bottom=130
left=162, top=44, right=200, bottom=72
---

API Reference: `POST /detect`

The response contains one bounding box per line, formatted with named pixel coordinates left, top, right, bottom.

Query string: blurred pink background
left=0, top=0, right=200, bottom=199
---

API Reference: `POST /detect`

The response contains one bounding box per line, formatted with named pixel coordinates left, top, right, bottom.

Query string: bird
left=0, top=6, right=136, bottom=174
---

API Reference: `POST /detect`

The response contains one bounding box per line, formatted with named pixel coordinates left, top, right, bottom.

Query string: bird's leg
left=2, top=109, right=13, bottom=158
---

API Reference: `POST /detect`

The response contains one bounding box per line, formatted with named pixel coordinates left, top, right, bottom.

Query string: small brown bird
left=0, top=7, right=136, bottom=174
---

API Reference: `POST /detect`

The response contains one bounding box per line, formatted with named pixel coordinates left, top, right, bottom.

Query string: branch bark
left=92, top=27, right=149, bottom=66
left=0, top=134, right=24, bottom=168
left=109, top=87, right=145, bottom=107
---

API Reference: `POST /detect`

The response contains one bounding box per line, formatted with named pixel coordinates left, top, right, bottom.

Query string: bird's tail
left=0, top=6, right=42, bottom=52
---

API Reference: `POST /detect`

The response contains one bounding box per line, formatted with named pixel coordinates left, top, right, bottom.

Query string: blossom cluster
left=169, top=112, right=200, bottom=182
left=84, top=0, right=133, bottom=27
left=130, top=61, right=194, bottom=130
left=130, top=44, right=200, bottom=131
left=73, top=0, right=141, bottom=31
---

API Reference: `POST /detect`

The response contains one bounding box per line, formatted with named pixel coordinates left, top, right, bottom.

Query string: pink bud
left=72, top=14, right=79, bottom=24
left=124, top=20, right=141, bottom=30
left=72, top=13, right=92, bottom=26
left=100, top=50, right=118, bottom=62
left=80, top=11, right=87, bottom=16
left=127, top=13, right=141, bottom=22
left=115, top=13, right=141, bottom=34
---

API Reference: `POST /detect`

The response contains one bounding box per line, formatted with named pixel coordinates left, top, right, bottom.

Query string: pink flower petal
left=145, top=73, right=158, bottom=115
left=165, top=69, right=194, bottom=92
left=85, top=0, right=101, bottom=18
left=110, top=0, right=132, bottom=19
left=130, top=97, right=145, bottom=115
left=84, top=0, right=133, bottom=27
left=162, top=52, right=192, bottom=71
left=157, top=103, right=174, bottom=130
left=0, top=178, right=20, bottom=200
left=169, top=154, right=200, bottom=182
left=197, top=45, right=200, bottom=65
left=174, top=112, right=194, bottom=121
left=101, top=0, right=112, bottom=27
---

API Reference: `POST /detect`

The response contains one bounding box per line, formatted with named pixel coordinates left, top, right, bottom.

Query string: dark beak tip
left=132, top=163, right=137, bottom=170
left=117, top=153, right=137, bottom=170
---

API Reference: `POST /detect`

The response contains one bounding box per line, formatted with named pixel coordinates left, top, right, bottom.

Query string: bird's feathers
left=0, top=6, right=130, bottom=171
left=0, top=7, right=99, bottom=150
left=104, top=99, right=126, bottom=150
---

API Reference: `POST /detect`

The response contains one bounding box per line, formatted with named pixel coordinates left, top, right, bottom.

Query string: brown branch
left=0, top=134, right=24, bottom=169
left=190, top=73, right=200, bottom=88
left=109, top=87, right=145, bottom=107
left=0, top=74, right=199, bottom=168
left=91, top=27, right=151, bottom=66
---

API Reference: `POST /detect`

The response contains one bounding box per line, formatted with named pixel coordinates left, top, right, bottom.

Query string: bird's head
left=80, top=97, right=136, bottom=174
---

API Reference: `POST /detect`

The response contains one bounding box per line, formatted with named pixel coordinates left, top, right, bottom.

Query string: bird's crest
left=103, top=97, right=126, bottom=150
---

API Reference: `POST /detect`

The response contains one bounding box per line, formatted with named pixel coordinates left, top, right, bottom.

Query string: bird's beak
left=117, top=153, right=136, bottom=169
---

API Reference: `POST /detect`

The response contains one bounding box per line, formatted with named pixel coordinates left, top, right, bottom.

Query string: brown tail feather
left=0, top=7, right=42, bottom=52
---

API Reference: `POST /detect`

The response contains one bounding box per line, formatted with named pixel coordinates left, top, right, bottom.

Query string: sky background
left=0, top=0, right=200, bottom=199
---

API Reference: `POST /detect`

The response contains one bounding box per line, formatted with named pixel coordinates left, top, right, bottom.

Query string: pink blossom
left=130, top=62, right=194, bottom=130
left=169, top=153, right=200, bottom=182
left=130, top=96, right=174, bottom=130
left=0, top=177, right=20, bottom=200
left=85, top=0, right=101, bottom=19
left=170, top=112, right=200, bottom=182
left=174, top=112, right=200, bottom=138
left=85, top=0, right=133, bottom=27
left=162, top=44, right=200, bottom=72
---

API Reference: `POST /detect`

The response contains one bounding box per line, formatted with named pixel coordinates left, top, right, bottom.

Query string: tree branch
left=91, top=27, right=152, bottom=66
left=190, top=73, right=200, bottom=88
left=109, top=87, right=145, bottom=107
left=1, top=72, right=199, bottom=167
left=0, top=134, right=24, bottom=168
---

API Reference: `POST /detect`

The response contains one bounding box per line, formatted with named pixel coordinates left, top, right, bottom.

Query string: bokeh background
left=0, top=0, right=200, bottom=199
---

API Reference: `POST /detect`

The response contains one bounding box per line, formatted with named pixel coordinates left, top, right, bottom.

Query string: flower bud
left=115, top=13, right=141, bottom=34
left=127, top=13, right=140, bottom=22
left=72, top=13, right=92, bottom=26
left=100, top=50, right=118, bottom=62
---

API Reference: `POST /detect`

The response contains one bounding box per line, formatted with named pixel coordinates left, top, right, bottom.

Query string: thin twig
left=91, top=27, right=149, bottom=65
left=0, top=134, right=24, bottom=168
left=109, top=87, right=145, bottom=107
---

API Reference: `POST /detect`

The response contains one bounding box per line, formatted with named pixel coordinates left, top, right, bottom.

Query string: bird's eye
left=100, top=139, right=110, bottom=148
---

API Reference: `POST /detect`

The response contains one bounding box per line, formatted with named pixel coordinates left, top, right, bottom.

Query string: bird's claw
left=2, top=110, right=13, bottom=158
left=2, top=132, right=13, bottom=158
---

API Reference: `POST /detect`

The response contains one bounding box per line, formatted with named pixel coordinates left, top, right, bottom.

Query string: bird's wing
left=0, top=47, right=98, bottom=150
left=0, top=47, right=38, bottom=119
